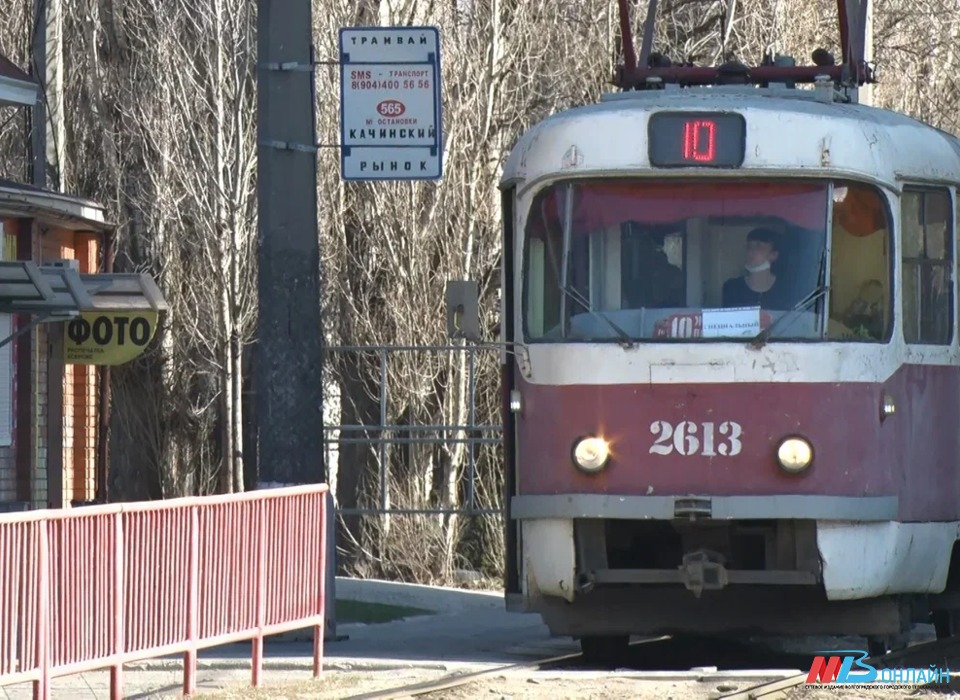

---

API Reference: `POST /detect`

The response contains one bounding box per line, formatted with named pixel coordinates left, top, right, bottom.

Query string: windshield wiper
left=750, top=284, right=829, bottom=348
left=751, top=245, right=829, bottom=348
left=560, top=284, right=636, bottom=350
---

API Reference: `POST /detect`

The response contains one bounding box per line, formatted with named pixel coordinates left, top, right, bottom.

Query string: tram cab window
left=827, top=183, right=893, bottom=341
left=522, top=179, right=891, bottom=343
left=900, top=187, right=953, bottom=345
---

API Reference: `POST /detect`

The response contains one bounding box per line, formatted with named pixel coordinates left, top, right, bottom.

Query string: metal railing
left=0, top=484, right=330, bottom=699
left=324, top=344, right=504, bottom=516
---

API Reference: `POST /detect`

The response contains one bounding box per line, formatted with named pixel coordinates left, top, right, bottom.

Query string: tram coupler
left=679, top=550, right=729, bottom=598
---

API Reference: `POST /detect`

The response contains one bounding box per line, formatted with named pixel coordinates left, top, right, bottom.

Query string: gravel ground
left=191, top=670, right=768, bottom=699
left=414, top=672, right=772, bottom=700
left=178, top=668, right=452, bottom=699
left=190, top=625, right=960, bottom=700
left=191, top=667, right=960, bottom=699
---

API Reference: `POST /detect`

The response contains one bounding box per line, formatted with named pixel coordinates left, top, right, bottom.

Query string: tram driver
left=721, top=227, right=794, bottom=310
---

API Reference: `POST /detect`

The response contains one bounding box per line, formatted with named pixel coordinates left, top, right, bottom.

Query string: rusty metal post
left=46, top=324, right=64, bottom=509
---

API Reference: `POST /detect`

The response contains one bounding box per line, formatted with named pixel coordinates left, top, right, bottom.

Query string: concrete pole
left=255, top=1, right=335, bottom=638
left=255, top=0, right=326, bottom=487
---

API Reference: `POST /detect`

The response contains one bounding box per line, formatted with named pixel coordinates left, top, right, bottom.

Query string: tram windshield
left=522, top=179, right=893, bottom=342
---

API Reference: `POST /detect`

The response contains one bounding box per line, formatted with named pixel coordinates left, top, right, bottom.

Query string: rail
left=322, top=344, right=503, bottom=516
left=0, top=483, right=330, bottom=699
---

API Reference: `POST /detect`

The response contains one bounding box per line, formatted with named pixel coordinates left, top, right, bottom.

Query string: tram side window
left=828, top=183, right=892, bottom=341
left=901, top=187, right=953, bottom=345
left=524, top=222, right=589, bottom=339
left=525, top=237, right=559, bottom=337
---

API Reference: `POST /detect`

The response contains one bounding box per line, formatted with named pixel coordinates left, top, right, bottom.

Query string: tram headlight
left=776, top=436, right=813, bottom=474
left=572, top=436, right=610, bottom=473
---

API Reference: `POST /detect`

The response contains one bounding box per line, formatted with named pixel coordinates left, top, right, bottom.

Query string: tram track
left=340, top=631, right=960, bottom=699
left=338, top=635, right=681, bottom=699
left=338, top=649, right=584, bottom=700
left=339, top=634, right=804, bottom=700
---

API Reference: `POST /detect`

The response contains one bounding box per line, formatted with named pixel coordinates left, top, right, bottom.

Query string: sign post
left=338, top=26, right=443, bottom=181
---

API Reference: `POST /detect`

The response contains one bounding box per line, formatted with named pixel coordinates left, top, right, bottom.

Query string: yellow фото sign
left=64, top=311, right=159, bottom=365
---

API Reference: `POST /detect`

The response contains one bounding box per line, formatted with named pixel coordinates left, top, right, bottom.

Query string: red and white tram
left=498, top=4, right=960, bottom=660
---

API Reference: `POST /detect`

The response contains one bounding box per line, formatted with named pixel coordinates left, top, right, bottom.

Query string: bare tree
left=144, top=0, right=258, bottom=494
left=0, top=3, right=34, bottom=181
left=57, top=0, right=257, bottom=497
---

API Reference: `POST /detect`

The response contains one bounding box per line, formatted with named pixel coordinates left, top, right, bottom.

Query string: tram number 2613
left=649, top=420, right=742, bottom=457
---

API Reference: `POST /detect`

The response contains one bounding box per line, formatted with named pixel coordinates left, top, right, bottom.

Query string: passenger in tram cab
left=622, top=228, right=685, bottom=308
left=645, top=245, right=684, bottom=307
left=721, top=227, right=794, bottom=310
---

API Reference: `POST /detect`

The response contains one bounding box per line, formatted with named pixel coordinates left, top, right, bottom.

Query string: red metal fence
left=0, top=484, right=329, bottom=699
